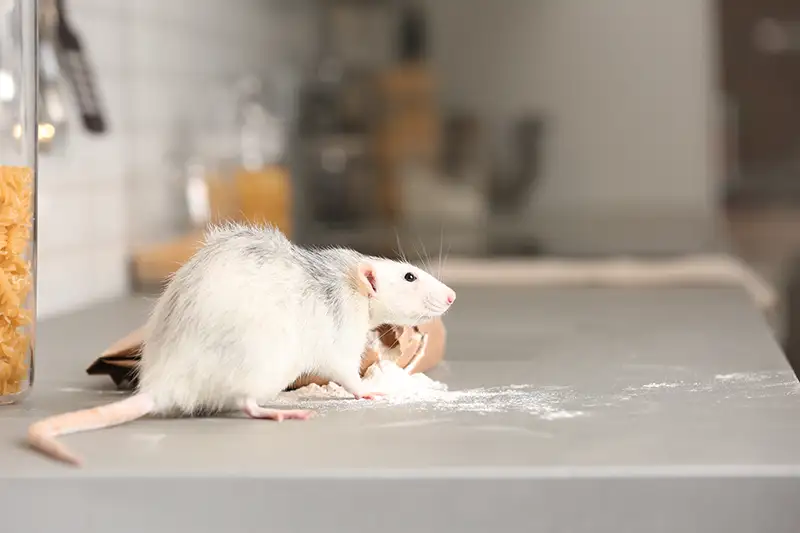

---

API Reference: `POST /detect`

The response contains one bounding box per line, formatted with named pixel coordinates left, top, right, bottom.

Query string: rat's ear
left=356, top=261, right=377, bottom=297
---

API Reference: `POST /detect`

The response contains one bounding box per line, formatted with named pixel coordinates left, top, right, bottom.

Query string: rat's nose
left=446, top=291, right=456, bottom=305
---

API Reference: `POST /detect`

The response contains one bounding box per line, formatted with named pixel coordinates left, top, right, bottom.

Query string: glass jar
left=0, top=0, right=37, bottom=404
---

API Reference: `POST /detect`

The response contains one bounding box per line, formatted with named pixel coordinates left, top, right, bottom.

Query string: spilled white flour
left=283, top=360, right=449, bottom=398
left=271, top=367, right=800, bottom=419
left=61, top=368, right=799, bottom=420
left=618, top=370, right=800, bottom=399
left=641, top=382, right=680, bottom=390
left=274, top=361, right=586, bottom=420
left=715, top=372, right=766, bottom=383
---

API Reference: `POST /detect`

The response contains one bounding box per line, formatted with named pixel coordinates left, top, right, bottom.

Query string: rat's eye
left=404, top=272, right=417, bottom=282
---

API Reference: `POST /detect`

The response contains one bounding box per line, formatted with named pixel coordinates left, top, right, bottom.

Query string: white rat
left=27, top=223, right=456, bottom=465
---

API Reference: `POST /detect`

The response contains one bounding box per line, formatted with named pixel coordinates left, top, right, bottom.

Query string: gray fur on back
left=169, top=222, right=364, bottom=333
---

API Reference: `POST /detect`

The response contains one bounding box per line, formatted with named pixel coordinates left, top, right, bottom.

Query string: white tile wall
left=37, top=0, right=316, bottom=318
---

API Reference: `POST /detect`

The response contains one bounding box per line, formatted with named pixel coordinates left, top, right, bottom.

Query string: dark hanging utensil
left=54, top=0, right=106, bottom=133
left=488, top=115, right=545, bottom=211
left=398, top=0, right=427, bottom=62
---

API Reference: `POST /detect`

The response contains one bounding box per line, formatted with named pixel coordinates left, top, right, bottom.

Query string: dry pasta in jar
left=0, top=165, right=34, bottom=396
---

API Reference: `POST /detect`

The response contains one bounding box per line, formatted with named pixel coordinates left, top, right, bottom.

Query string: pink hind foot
left=241, top=399, right=313, bottom=421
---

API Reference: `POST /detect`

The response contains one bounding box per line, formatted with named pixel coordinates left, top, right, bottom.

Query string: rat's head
left=355, top=258, right=456, bottom=327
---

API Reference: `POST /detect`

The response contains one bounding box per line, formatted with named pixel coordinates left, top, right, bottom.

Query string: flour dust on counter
left=713, top=371, right=793, bottom=384
left=53, top=367, right=800, bottom=421
left=640, top=383, right=681, bottom=389
left=276, top=361, right=588, bottom=420
left=615, top=369, right=800, bottom=402
left=273, top=365, right=800, bottom=419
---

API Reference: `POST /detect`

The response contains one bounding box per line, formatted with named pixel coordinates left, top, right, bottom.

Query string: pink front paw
left=353, top=391, right=386, bottom=400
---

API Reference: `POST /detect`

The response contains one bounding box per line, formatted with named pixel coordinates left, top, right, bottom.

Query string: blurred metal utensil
left=55, top=0, right=106, bottom=133
left=37, top=0, right=68, bottom=151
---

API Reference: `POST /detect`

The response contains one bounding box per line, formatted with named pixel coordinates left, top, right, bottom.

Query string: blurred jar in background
left=232, top=76, right=292, bottom=237
left=0, top=0, right=37, bottom=404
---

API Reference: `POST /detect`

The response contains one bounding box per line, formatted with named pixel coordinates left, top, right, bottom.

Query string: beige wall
left=424, top=0, right=722, bottom=219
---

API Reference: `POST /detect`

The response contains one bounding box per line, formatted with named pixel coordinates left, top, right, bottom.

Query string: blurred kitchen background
left=33, top=0, right=800, bottom=364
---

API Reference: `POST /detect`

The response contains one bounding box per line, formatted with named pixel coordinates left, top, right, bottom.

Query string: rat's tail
left=27, top=393, right=155, bottom=466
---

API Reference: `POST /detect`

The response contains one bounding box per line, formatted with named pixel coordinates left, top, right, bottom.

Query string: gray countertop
left=2, top=287, right=800, bottom=532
